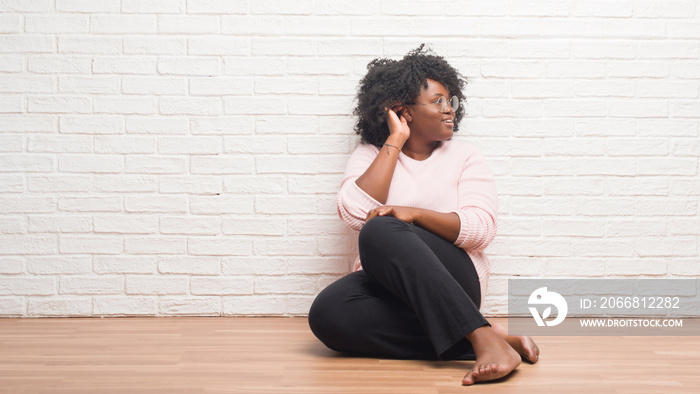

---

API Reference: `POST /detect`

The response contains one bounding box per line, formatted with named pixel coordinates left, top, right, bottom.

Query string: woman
left=308, top=45, right=539, bottom=386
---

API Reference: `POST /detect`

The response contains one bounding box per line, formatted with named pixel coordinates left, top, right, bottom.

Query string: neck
left=402, top=139, right=440, bottom=161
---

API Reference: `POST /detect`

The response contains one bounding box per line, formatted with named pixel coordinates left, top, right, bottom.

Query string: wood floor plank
left=0, top=317, right=698, bottom=393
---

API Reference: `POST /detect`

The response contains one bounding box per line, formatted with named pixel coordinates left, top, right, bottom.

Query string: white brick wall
left=1, top=1, right=699, bottom=317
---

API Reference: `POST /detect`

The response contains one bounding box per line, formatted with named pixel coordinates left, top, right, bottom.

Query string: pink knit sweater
left=336, top=139, right=498, bottom=307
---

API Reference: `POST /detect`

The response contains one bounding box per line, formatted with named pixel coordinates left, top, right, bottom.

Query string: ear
left=401, top=105, right=413, bottom=122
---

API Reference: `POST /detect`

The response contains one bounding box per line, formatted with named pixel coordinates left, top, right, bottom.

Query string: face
left=404, top=78, right=455, bottom=144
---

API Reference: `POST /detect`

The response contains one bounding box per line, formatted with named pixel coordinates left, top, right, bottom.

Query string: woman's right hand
left=385, top=106, right=410, bottom=145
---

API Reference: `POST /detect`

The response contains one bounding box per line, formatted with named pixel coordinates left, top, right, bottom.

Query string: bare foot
left=462, top=326, right=521, bottom=386
left=491, top=322, right=540, bottom=363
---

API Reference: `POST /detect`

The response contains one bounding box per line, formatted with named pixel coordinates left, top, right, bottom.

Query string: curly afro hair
left=353, top=44, right=467, bottom=148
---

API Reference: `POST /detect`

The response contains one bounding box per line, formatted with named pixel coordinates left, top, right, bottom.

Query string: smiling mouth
left=442, top=119, right=454, bottom=125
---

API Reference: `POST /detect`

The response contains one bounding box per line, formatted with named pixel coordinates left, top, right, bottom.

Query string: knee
left=359, top=216, right=408, bottom=249
left=308, top=290, right=344, bottom=350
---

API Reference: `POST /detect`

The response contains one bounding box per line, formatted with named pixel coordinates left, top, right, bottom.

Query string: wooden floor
left=0, top=317, right=698, bottom=393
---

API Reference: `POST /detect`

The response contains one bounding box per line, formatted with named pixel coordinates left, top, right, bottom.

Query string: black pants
left=308, top=216, right=488, bottom=360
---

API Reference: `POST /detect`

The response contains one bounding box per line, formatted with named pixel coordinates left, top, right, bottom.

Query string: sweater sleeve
left=337, top=144, right=383, bottom=231
left=453, top=146, right=498, bottom=251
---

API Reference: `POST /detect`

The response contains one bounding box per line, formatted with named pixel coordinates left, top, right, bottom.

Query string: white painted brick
left=190, top=155, right=254, bottom=174
left=545, top=139, right=605, bottom=155
left=635, top=198, right=697, bottom=216
left=511, top=80, right=573, bottom=99
left=495, top=217, right=541, bottom=236
left=159, top=176, right=221, bottom=194
left=90, top=15, right=156, bottom=34
left=0, top=257, right=24, bottom=274
left=0, top=217, right=26, bottom=234
left=59, top=235, right=122, bottom=254
left=94, top=97, right=157, bottom=115
left=124, top=195, right=187, bottom=213
left=287, top=257, right=347, bottom=275
left=27, top=175, right=91, bottom=192
left=60, top=276, right=123, bottom=295
left=122, top=77, right=187, bottom=95
left=0, top=76, right=53, bottom=94
left=255, top=196, right=317, bottom=214
left=223, top=175, right=286, bottom=194
left=255, top=275, right=317, bottom=294
left=542, top=219, right=605, bottom=237
left=0, top=297, right=24, bottom=316
left=158, top=136, right=221, bottom=155
left=0, top=175, right=24, bottom=192
left=125, top=236, right=187, bottom=254
left=28, top=297, right=91, bottom=317
left=667, top=259, right=700, bottom=276
left=157, top=57, right=220, bottom=76
left=92, top=57, right=156, bottom=75
left=190, top=195, right=254, bottom=214
left=60, top=115, right=124, bottom=134
left=284, top=296, right=314, bottom=315
left=0, top=35, right=54, bottom=53
left=57, top=37, right=122, bottom=55
left=481, top=61, right=543, bottom=78
left=224, top=57, right=286, bottom=76
left=222, top=257, right=287, bottom=275
left=57, top=76, right=118, bottom=95
left=58, top=155, right=123, bottom=173
left=510, top=197, right=574, bottom=216
left=475, top=138, right=543, bottom=157
left=27, top=56, right=92, bottom=74
left=288, top=218, right=345, bottom=236
left=286, top=136, right=351, bottom=154
left=188, top=237, right=252, bottom=256
left=191, top=117, right=254, bottom=135
left=159, top=256, right=220, bottom=275
left=481, top=100, right=543, bottom=118
left=0, top=55, right=22, bottom=72
left=541, top=258, right=605, bottom=277
left=126, top=276, right=188, bottom=295
left=670, top=178, right=700, bottom=196
left=316, top=0, right=379, bottom=14
left=0, top=277, right=55, bottom=295
left=638, top=158, right=696, bottom=176
left=126, top=117, right=188, bottom=134
left=572, top=1, right=633, bottom=16
left=0, top=14, right=20, bottom=33
left=0, top=96, right=21, bottom=113
left=635, top=1, right=696, bottom=18
left=256, top=155, right=318, bottom=174
left=672, top=139, right=700, bottom=157
left=190, top=276, right=252, bottom=295
left=125, top=155, right=186, bottom=174
left=0, top=236, right=54, bottom=258
left=122, top=0, right=183, bottom=14
left=636, top=237, right=697, bottom=257
left=93, top=297, right=156, bottom=316
left=671, top=62, right=700, bottom=79
left=93, top=175, right=158, bottom=193
left=124, top=37, right=186, bottom=55
left=256, top=116, right=317, bottom=134
left=254, top=238, right=317, bottom=257
left=159, top=297, right=221, bottom=316
left=27, top=96, right=91, bottom=114
left=222, top=217, right=285, bottom=236
left=188, top=37, right=251, bottom=56
left=575, top=80, right=636, bottom=98
left=288, top=174, right=340, bottom=194
left=508, top=239, right=571, bottom=257
left=223, top=295, right=286, bottom=315
left=187, top=0, right=248, bottom=14
left=56, top=0, right=119, bottom=12
left=159, top=97, right=221, bottom=116
left=605, top=259, right=666, bottom=276
left=224, top=97, right=287, bottom=115
left=670, top=101, right=700, bottom=118
left=223, top=136, right=285, bottom=154
left=572, top=239, right=636, bottom=257
left=94, top=256, right=156, bottom=274
left=28, top=215, right=92, bottom=233
left=190, top=77, right=253, bottom=96
left=543, top=177, right=605, bottom=196
left=638, top=41, right=699, bottom=60
left=511, top=158, right=573, bottom=176
left=576, top=158, right=636, bottom=176
left=252, top=38, right=316, bottom=56
left=28, top=135, right=91, bottom=153
left=94, top=215, right=159, bottom=234
left=318, top=39, right=383, bottom=56
left=160, top=216, right=220, bottom=235
left=670, top=219, right=700, bottom=235
left=0, top=115, right=56, bottom=133
left=495, top=177, right=542, bottom=196
left=0, top=135, right=23, bottom=152
left=0, top=196, right=55, bottom=213
left=607, top=219, right=667, bottom=237
left=159, top=15, right=219, bottom=33
left=574, top=197, right=636, bottom=216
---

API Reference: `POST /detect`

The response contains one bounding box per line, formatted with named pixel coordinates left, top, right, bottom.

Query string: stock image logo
left=528, top=287, right=568, bottom=327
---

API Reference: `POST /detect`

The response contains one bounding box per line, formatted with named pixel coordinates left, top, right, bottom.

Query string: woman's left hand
left=366, top=206, right=419, bottom=224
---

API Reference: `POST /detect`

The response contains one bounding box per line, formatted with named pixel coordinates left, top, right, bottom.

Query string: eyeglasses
left=407, top=96, right=459, bottom=114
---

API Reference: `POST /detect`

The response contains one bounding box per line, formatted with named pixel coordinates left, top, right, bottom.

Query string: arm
left=366, top=206, right=460, bottom=243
